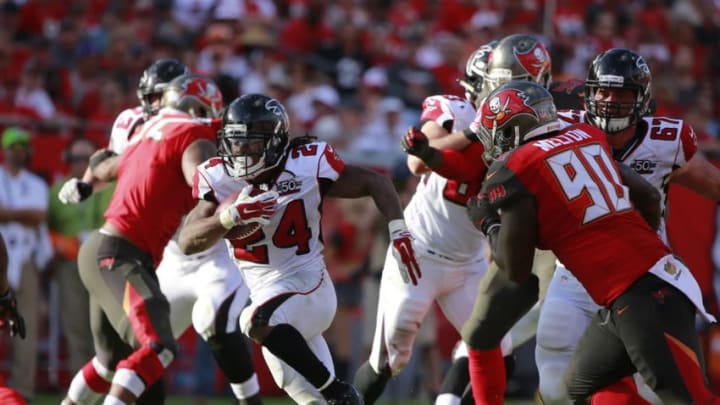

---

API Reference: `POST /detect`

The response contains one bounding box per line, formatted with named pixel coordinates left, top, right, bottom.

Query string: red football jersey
left=104, top=109, right=216, bottom=265
left=482, top=123, right=671, bottom=306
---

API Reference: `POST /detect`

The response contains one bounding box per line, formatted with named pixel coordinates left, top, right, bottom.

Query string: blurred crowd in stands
left=1, top=0, right=720, bottom=402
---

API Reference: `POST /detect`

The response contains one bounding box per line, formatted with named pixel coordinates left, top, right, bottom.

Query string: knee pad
left=115, top=343, right=176, bottom=395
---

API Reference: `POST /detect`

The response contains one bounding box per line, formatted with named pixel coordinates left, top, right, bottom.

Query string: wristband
left=218, top=208, right=237, bottom=230
left=77, top=182, right=94, bottom=201
left=388, top=219, right=407, bottom=236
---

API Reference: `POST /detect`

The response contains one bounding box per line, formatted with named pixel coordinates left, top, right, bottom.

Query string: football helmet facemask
left=458, top=40, right=499, bottom=108
left=585, top=48, right=652, bottom=133
left=218, top=94, right=290, bottom=181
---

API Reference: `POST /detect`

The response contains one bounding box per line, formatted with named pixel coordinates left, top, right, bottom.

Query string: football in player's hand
left=216, top=187, right=264, bottom=240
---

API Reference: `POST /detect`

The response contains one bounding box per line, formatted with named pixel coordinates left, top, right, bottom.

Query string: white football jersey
left=558, top=110, right=699, bottom=242
left=405, top=95, right=487, bottom=263
left=194, top=141, right=345, bottom=291
left=108, top=106, right=145, bottom=154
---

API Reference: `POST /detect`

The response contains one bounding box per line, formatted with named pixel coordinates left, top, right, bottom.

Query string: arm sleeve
left=433, top=143, right=487, bottom=182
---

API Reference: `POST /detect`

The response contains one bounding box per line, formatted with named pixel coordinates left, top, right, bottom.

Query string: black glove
left=467, top=192, right=501, bottom=237
left=0, top=289, right=25, bottom=339
left=401, top=126, right=436, bottom=161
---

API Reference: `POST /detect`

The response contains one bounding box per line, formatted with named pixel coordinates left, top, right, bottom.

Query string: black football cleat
left=325, top=381, right=364, bottom=405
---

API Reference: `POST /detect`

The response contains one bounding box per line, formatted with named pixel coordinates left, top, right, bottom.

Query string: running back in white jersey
left=108, top=106, right=145, bottom=154
left=194, top=141, right=345, bottom=291
left=405, top=94, right=487, bottom=263
left=558, top=110, right=698, bottom=242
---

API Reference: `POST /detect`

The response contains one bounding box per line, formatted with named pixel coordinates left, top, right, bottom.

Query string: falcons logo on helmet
left=481, top=89, right=535, bottom=130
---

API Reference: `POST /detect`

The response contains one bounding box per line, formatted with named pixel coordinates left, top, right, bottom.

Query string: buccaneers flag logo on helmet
left=514, top=41, right=551, bottom=79
left=481, top=89, right=537, bottom=132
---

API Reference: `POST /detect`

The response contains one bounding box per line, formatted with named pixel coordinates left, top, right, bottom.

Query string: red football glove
left=219, top=185, right=279, bottom=229
left=389, top=219, right=422, bottom=285
left=0, top=289, right=25, bottom=339
left=400, top=126, right=435, bottom=162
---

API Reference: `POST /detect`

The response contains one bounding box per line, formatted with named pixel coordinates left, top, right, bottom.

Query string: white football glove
left=389, top=219, right=422, bottom=285
left=58, top=178, right=93, bottom=204
left=218, top=185, right=279, bottom=229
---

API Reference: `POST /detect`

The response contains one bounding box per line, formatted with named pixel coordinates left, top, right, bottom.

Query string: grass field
left=33, top=394, right=535, bottom=404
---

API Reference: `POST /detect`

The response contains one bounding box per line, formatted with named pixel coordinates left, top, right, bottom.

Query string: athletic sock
left=468, top=346, right=505, bottom=405
left=262, top=324, right=332, bottom=388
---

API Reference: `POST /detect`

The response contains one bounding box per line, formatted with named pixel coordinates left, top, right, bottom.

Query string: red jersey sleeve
left=433, top=143, right=487, bottom=182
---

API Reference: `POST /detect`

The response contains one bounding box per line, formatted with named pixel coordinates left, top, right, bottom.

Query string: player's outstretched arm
left=407, top=121, right=471, bottom=175
left=326, top=165, right=404, bottom=220
left=326, top=165, right=422, bottom=285
left=59, top=148, right=119, bottom=204
left=668, top=152, right=720, bottom=201
left=618, top=162, right=661, bottom=231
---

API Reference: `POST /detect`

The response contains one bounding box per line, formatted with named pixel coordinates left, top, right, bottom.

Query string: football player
left=178, top=93, right=420, bottom=405
left=468, top=80, right=717, bottom=404
left=400, top=33, right=571, bottom=404
left=60, top=74, right=252, bottom=405
left=535, top=48, right=720, bottom=404
left=60, top=64, right=264, bottom=405
left=353, top=40, right=514, bottom=405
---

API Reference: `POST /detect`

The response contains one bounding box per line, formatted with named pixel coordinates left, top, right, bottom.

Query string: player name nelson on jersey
left=532, top=126, right=593, bottom=151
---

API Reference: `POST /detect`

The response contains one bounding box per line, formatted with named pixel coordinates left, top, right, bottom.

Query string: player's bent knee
left=386, top=329, right=415, bottom=375
left=115, top=343, right=176, bottom=396
left=192, top=295, right=220, bottom=340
